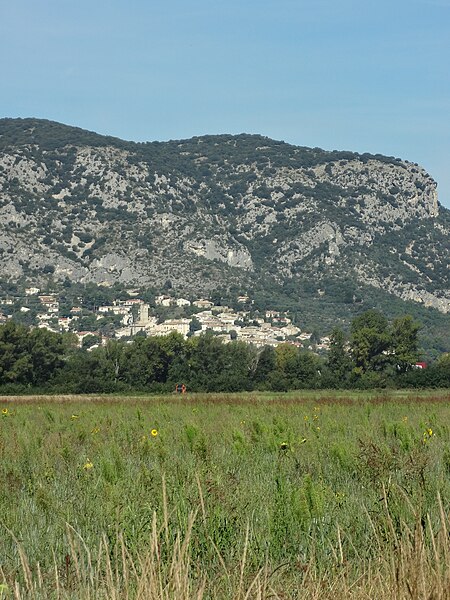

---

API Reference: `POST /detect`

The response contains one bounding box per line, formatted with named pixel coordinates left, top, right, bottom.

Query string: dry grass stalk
left=2, top=501, right=449, bottom=600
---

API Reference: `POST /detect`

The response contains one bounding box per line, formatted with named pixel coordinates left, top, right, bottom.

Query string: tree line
left=0, top=310, right=449, bottom=393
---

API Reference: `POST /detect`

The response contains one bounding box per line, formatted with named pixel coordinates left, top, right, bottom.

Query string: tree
left=102, top=340, right=126, bottom=384
left=274, top=344, right=298, bottom=373
left=188, top=317, right=202, bottom=337
left=0, top=321, right=31, bottom=384
left=253, top=346, right=276, bottom=385
left=350, top=310, right=391, bottom=373
left=391, top=315, right=420, bottom=373
left=0, top=322, right=74, bottom=386
left=271, top=344, right=323, bottom=390
left=432, top=353, right=450, bottom=387
left=326, top=328, right=352, bottom=385
left=122, top=333, right=185, bottom=389
left=293, top=351, right=322, bottom=388
left=58, top=350, right=107, bottom=393
left=29, top=328, right=76, bottom=385
left=182, top=334, right=256, bottom=392
left=82, top=334, right=101, bottom=350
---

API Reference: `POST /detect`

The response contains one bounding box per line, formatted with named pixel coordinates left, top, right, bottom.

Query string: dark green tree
left=391, top=315, right=421, bottom=373
left=350, top=310, right=391, bottom=373
left=292, top=351, right=323, bottom=388
left=28, top=328, right=75, bottom=385
left=326, top=327, right=352, bottom=385
left=82, top=334, right=101, bottom=350
left=0, top=322, right=75, bottom=386
left=0, top=321, right=31, bottom=384
left=188, top=317, right=202, bottom=337
left=102, top=340, right=126, bottom=384
left=122, top=333, right=185, bottom=389
left=253, top=346, right=276, bottom=385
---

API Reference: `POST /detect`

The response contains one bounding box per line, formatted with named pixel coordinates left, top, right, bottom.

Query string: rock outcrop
left=0, top=117, right=448, bottom=313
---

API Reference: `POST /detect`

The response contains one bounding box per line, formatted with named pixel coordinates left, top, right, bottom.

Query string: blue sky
left=1, top=0, right=449, bottom=207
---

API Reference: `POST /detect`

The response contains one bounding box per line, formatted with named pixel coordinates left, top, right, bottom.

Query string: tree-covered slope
left=0, top=117, right=448, bottom=350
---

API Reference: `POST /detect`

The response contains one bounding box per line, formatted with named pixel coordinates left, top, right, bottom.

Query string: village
left=0, top=287, right=331, bottom=352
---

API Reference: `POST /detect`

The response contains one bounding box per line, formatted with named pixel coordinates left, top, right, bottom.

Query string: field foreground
left=0, top=390, right=449, bottom=599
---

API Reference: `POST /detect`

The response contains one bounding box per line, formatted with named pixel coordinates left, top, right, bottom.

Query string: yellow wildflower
left=151, top=429, right=158, bottom=437
left=1, top=408, right=9, bottom=416
left=83, top=460, right=93, bottom=470
left=422, top=428, right=434, bottom=444
left=71, top=414, right=79, bottom=420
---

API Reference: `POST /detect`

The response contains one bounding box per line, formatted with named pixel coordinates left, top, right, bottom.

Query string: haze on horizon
left=1, top=0, right=449, bottom=208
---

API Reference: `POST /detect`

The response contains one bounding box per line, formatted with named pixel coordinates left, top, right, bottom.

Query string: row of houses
left=112, top=302, right=322, bottom=349
left=1, top=290, right=327, bottom=350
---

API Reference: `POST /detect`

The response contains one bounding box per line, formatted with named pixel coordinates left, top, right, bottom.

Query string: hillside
left=0, top=117, right=449, bottom=352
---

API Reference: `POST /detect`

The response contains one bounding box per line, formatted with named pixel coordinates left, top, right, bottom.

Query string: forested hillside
left=0, top=118, right=449, bottom=353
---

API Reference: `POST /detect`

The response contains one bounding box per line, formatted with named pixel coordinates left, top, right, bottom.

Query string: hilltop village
left=0, top=287, right=330, bottom=352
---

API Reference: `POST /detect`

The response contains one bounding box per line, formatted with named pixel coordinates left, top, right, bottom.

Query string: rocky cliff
left=0, top=117, right=448, bottom=317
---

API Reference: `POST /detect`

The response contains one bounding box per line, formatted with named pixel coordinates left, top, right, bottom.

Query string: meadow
left=0, top=390, right=449, bottom=599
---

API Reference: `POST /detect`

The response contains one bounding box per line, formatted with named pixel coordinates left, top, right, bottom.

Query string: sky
left=1, top=0, right=449, bottom=208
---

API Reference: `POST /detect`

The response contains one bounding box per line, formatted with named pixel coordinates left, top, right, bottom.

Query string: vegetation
left=0, top=392, right=449, bottom=598
left=0, top=118, right=448, bottom=357
left=0, top=310, right=449, bottom=394
left=0, top=117, right=403, bottom=169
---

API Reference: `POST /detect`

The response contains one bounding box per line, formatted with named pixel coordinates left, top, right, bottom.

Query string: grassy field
left=0, top=390, right=449, bottom=599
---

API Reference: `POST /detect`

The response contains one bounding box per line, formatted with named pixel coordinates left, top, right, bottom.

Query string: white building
left=265, top=310, right=280, bottom=319
left=282, top=324, right=301, bottom=337
left=217, top=312, right=239, bottom=324
left=151, top=318, right=191, bottom=338
left=155, top=295, right=173, bottom=307
left=200, top=317, right=230, bottom=333
left=193, top=299, right=213, bottom=309
left=37, top=323, right=59, bottom=333
left=298, top=332, right=312, bottom=341
left=119, top=298, right=144, bottom=307
left=25, top=287, right=40, bottom=296
left=116, top=326, right=133, bottom=338
left=98, top=304, right=129, bottom=315
left=58, top=317, right=69, bottom=329
left=196, top=310, right=212, bottom=320
left=175, top=298, right=191, bottom=307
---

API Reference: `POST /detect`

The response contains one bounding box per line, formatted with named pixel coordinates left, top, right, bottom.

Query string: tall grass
left=3, top=493, right=450, bottom=599
left=0, top=392, right=449, bottom=598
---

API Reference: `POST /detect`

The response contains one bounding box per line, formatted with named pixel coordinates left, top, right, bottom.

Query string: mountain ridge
left=0, top=117, right=449, bottom=351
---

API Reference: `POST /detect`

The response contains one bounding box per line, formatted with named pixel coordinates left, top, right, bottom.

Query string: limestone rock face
left=0, top=117, right=448, bottom=313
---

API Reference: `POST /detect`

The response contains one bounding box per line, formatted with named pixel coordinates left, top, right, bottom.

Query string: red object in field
left=415, top=362, right=427, bottom=369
